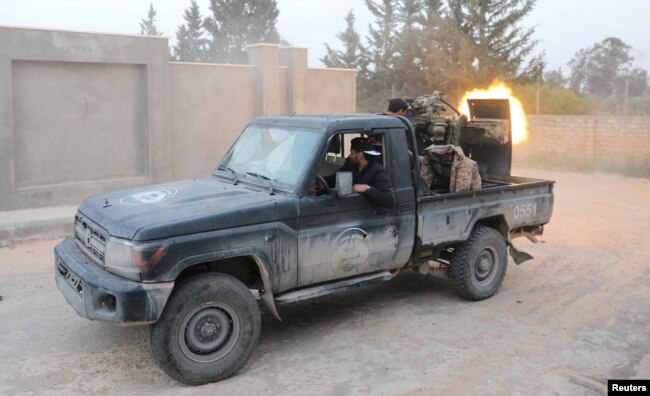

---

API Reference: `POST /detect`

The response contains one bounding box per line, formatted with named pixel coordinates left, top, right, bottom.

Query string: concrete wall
left=0, top=27, right=171, bottom=211
left=305, top=68, right=356, bottom=114
left=169, top=62, right=256, bottom=180
left=513, top=115, right=650, bottom=175
left=0, top=27, right=357, bottom=210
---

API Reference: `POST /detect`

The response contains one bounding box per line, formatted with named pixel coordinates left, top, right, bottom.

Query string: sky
left=0, top=0, right=648, bottom=75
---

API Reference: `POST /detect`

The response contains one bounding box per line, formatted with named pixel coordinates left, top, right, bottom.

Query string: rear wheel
left=150, top=273, right=261, bottom=385
left=451, top=226, right=507, bottom=301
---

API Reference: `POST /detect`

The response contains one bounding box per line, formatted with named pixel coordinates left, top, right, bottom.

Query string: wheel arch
left=172, top=248, right=281, bottom=320
left=472, top=215, right=509, bottom=238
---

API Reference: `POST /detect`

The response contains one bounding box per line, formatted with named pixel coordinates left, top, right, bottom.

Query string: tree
left=139, top=3, right=163, bottom=36
left=420, top=0, right=476, bottom=100
left=568, top=37, right=633, bottom=97
left=322, top=10, right=368, bottom=71
left=446, top=0, right=538, bottom=85
left=543, top=68, right=567, bottom=89
left=624, top=67, right=648, bottom=97
left=364, top=0, right=398, bottom=106
left=513, top=84, right=592, bottom=115
left=204, top=0, right=281, bottom=64
left=419, top=0, right=446, bottom=38
left=172, top=0, right=209, bottom=62
left=517, top=52, right=545, bottom=83
left=322, top=10, right=372, bottom=111
left=392, top=0, right=425, bottom=98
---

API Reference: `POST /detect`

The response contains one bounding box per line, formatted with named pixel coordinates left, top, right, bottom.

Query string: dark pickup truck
left=55, top=101, right=554, bottom=385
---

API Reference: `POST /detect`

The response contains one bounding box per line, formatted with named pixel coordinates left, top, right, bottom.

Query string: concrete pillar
left=247, top=44, right=280, bottom=116
left=279, top=47, right=308, bottom=114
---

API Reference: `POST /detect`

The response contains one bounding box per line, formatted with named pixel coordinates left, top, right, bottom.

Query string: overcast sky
left=0, top=0, right=648, bottom=74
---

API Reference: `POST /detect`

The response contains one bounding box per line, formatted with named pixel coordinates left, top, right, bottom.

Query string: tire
left=150, top=273, right=261, bottom=385
left=450, top=226, right=508, bottom=301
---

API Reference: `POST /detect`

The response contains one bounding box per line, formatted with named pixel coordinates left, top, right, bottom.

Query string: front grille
left=74, top=215, right=107, bottom=263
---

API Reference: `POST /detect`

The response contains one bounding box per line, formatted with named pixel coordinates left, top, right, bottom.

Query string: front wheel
left=150, top=273, right=261, bottom=385
left=450, top=226, right=508, bottom=301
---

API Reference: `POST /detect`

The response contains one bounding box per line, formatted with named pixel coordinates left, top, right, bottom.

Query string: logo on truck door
left=331, top=228, right=371, bottom=272
left=119, top=188, right=179, bottom=205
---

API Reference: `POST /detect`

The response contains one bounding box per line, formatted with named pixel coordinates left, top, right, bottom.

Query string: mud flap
left=250, top=255, right=282, bottom=321
left=507, top=243, right=534, bottom=265
left=260, top=289, right=282, bottom=321
left=507, top=226, right=543, bottom=265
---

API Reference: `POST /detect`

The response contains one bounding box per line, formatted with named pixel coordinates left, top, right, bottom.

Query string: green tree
left=420, top=0, right=476, bottom=100
left=322, top=10, right=368, bottom=71
left=628, top=97, right=650, bottom=116
left=617, top=67, right=647, bottom=98
left=622, top=67, right=648, bottom=97
left=204, top=0, right=281, bottom=64
left=392, top=0, right=424, bottom=98
left=364, top=0, right=398, bottom=109
left=447, top=0, right=538, bottom=85
left=543, top=68, right=567, bottom=89
left=322, top=10, right=371, bottom=111
left=517, top=53, right=545, bottom=83
left=172, top=0, right=209, bottom=61
left=568, top=37, right=633, bottom=97
left=139, top=3, right=163, bottom=36
left=513, top=84, right=592, bottom=115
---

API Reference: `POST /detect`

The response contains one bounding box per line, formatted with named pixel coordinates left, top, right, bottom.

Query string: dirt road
left=1, top=168, right=649, bottom=395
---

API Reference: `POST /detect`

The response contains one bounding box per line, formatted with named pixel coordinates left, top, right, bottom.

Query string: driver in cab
left=325, top=137, right=395, bottom=209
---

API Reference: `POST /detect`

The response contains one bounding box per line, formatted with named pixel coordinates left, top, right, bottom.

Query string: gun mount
left=403, top=92, right=513, bottom=176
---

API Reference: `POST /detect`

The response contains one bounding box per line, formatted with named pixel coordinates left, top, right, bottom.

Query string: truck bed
left=416, top=175, right=554, bottom=249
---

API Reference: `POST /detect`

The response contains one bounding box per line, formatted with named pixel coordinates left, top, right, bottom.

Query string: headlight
left=105, top=237, right=171, bottom=280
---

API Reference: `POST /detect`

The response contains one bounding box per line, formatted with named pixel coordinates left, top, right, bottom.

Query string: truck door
left=296, top=130, right=415, bottom=285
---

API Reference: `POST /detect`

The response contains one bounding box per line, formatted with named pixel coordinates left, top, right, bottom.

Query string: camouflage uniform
left=419, top=145, right=481, bottom=193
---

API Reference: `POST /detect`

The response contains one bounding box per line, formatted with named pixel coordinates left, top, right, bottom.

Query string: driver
left=325, top=137, right=394, bottom=209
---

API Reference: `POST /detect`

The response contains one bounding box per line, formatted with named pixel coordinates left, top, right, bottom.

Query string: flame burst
left=458, top=81, right=528, bottom=144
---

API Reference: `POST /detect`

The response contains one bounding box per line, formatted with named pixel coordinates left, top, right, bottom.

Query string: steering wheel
left=313, top=174, right=331, bottom=196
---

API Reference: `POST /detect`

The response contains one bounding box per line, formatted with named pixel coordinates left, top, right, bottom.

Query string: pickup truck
left=55, top=102, right=554, bottom=385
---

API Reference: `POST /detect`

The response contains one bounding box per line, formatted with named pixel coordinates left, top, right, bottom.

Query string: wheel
left=450, top=226, right=507, bottom=301
left=150, top=273, right=261, bottom=385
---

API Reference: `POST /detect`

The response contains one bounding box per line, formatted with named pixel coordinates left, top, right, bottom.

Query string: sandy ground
left=1, top=167, right=649, bottom=395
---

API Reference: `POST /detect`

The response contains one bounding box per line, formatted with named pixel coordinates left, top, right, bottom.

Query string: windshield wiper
left=245, top=172, right=275, bottom=195
left=218, top=165, right=239, bottom=185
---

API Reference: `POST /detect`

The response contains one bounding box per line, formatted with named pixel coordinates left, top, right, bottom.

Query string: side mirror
left=336, top=172, right=353, bottom=198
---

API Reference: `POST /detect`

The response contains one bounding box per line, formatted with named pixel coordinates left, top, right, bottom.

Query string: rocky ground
left=1, top=167, right=649, bottom=395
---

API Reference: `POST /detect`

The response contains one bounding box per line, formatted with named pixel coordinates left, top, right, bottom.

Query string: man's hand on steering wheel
left=311, top=174, right=331, bottom=196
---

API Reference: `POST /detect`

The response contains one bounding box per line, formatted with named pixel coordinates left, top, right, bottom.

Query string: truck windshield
left=217, top=124, right=322, bottom=192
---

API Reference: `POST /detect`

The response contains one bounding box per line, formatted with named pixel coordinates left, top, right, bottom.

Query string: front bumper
left=54, top=238, right=174, bottom=325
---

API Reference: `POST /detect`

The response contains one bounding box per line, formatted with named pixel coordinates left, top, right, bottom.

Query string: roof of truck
left=250, top=114, right=408, bottom=132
